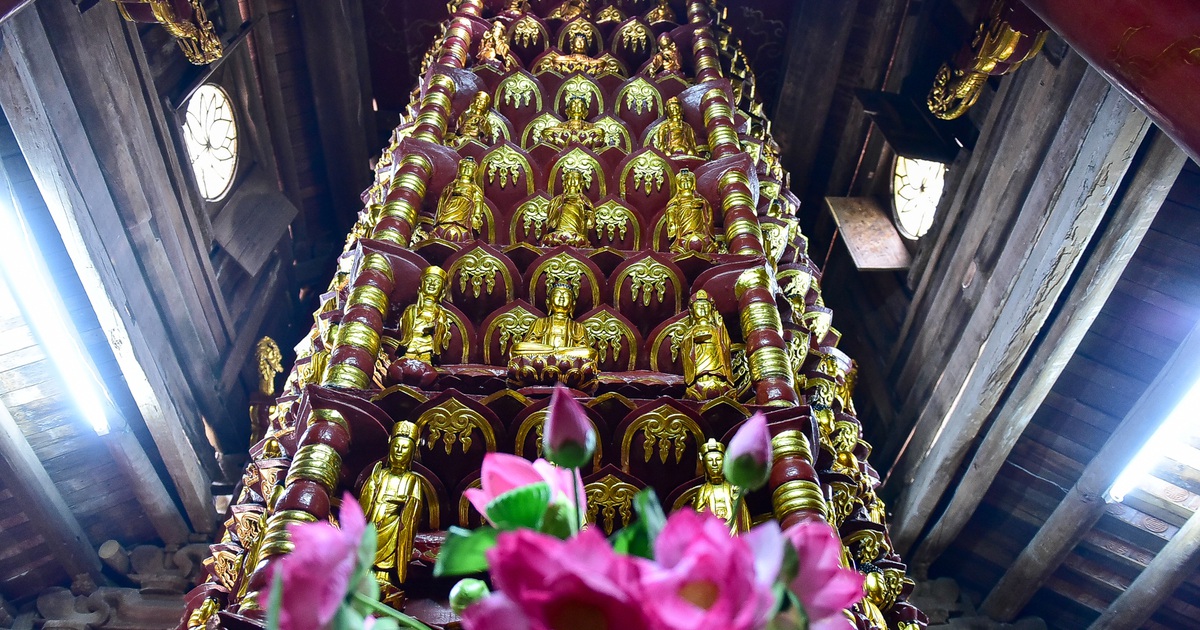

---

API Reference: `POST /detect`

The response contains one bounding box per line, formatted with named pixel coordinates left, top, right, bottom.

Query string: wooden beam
left=907, top=129, right=1188, bottom=570
left=0, top=8, right=215, bottom=532
left=771, top=0, right=857, bottom=199
left=980, top=319, right=1200, bottom=621
left=102, top=425, right=192, bottom=545
left=0, top=397, right=102, bottom=581
left=1089, top=505, right=1200, bottom=630
left=886, top=71, right=1151, bottom=553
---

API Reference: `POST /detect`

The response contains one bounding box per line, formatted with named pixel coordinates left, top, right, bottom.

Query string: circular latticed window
left=891, top=155, right=946, bottom=240
left=182, top=83, right=239, bottom=202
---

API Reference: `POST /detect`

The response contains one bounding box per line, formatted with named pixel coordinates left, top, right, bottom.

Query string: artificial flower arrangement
left=263, top=385, right=863, bottom=630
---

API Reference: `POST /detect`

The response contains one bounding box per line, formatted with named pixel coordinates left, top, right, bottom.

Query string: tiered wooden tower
left=184, top=1, right=929, bottom=628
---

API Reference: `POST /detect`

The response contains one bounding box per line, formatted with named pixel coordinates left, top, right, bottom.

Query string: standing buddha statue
left=359, top=420, right=428, bottom=606
left=681, top=290, right=735, bottom=400
left=692, top=438, right=752, bottom=533
left=542, top=170, right=595, bottom=248
left=651, top=97, right=700, bottom=157
left=664, top=169, right=717, bottom=253
left=397, top=266, right=452, bottom=364
left=430, top=158, right=486, bottom=241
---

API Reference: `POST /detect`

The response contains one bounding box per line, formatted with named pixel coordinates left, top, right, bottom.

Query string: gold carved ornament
left=618, top=22, right=651, bottom=54
left=510, top=16, right=544, bottom=48
left=416, top=398, right=497, bottom=455
left=498, top=73, right=542, bottom=110
left=481, top=145, right=534, bottom=194
left=483, top=307, right=539, bottom=364
left=530, top=253, right=601, bottom=307
left=448, top=249, right=514, bottom=300
left=552, top=150, right=604, bottom=195
left=594, top=201, right=638, bottom=246
left=596, top=4, right=625, bottom=25
left=582, top=311, right=636, bottom=368
left=113, top=0, right=223, bottom=65
left=557, top=75, right=605, bottom=113
left=557, top=20, right=598, bottom=50
left=618, top=78, right=662, bottom=117
left=512, top=196, right=551, bottom=241
left=593, top=117, right=631, bottom=151
left=927, top=0, right=1047, bottom=120
left=623, top=153, right=670, bottom=197
left=254, top=337, right=284, bottom=396
left=650, top=319, right=687, bottom=372
left=615, top=258, right=676, bottom=308
left=585, top=474, right=640, bottom=535
left=523, top=113, right=562, bottom=149
left=620, top=406, right=705, bottom=469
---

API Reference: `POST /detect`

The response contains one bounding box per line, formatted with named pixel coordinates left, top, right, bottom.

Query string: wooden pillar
left=908, top=129, right=1187, bottom=571
left=887, top=70, right=1151, bottom=554
left=980, top=319, right=1200, bottom=621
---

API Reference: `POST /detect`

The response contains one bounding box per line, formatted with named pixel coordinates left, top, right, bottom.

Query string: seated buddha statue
left=392, top=266, right=453, bottom=387
left=359, top=420, right=428, bottom=607
left=646, top=0, right=675, bottom=23
left=651, top=97, right=701, bottom=157
left=450, top=92, right=495, bottom=148
left=692, top=439, right=751, bottom=533
left=645, top=33, right=681, bottom=76
left=535, top=32, right=622, bottom=75
left=664, top=169, right=717, bottom=254
left=430, top=158, right=486, bottom=241
left=508, top=280, right=599, bottom=390
left=681, top=290, right=735, bottom=400
left=540, top=96, right=608, bottom=150
left=541, top=170, right=595, bottom=248
left=477, top=22, right=517, bottom=72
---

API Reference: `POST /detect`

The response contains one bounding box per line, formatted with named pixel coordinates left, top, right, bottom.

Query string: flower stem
left=572, top=466, right=583, bottom=533
left=732, top=489, right=745, bottom=533
left=350, top=592, right=434, bottom=629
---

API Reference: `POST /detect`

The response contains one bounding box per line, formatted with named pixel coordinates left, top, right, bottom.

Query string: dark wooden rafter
left=980, top=319, right=1200, bottom=621
left=0, top=400, right=102, bottom=582
left=906, top=129, right=1188, bottom=569
left=0, top=7, right=215, bottom=532
left=886, top=69, right=1153, bottom=552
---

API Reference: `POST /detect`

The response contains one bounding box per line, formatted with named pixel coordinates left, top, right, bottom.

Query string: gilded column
left=736, top=267, right=799, bottom=406
left=770, top=429, right=829, bottom=528
left=688, top=2, right=722, bottom=83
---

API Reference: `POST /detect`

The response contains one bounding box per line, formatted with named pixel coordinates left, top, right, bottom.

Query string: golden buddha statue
left=548, top=0, right=589, bottom=20
left=540, top=96, right=607, bottom=150
left=664, top=169, right=717, bottom=253
left=360, top=420, right=428, bottom=605
left=450, top=92, right=495, bottom=148
left=646, top=0, right=675, bottom=23
left=535, top=31, right=622, bottom=75
left=542, top=170, right=595, bottom=248
left=645, top=33, right=681, bottom=76
left=430, top=158, right=486, bottom=241
left=398, top=266, right=452, bottom=364
left=651, top=97, right=700, bottom=157
left=508, top=280, right=599, bottom=389
left=477, top=22, right=517, bottom=71
left=692, top=439, right=751, bottom=533
left=681, top=290, right=734, bottom=400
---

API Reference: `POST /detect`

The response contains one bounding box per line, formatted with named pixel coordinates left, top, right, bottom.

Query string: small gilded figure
left=430, top=158, right=486, bottom=241
left=450, top=92, right=496, bottom=148
left=651, top=97, right=700, bottom=157
left=508, top=280, right=599, bottom=390
left=664, top=169, right=717, bottom=253
left=692, top=438, right=752, bottom=533
left=540, top=96, right=607, bottom=150
left=645, top=33, right=681, bottom=76
left=477, top=22, right=517, bottom=71
left=646, top=0, right=675, bottom=23
left=500, top=0, right=530, bottom=18
left=397, top=266, right=453, bottom=364
left=542, top=170, right=595, bottom=248
left=681, top=290, right=735, bottom=400
left=359, top=420, right=428, bottom=606
left=548, top=0, right=590, bottom=20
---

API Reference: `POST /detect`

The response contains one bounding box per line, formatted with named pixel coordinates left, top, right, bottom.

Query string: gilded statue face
left=666, top=99, right=683, bottom=120
left=389, top=436, right=415, bottom=468
left=704, top=451, right=723, bottom=480
left=564, top=171, right=584, bottom=193
left=692, top=298, right=711, bottom=320
left=570, top=33, right=588, bottom=54
left=421, top=272, right=444, bottom=298
left=658, top=34, right=672, bottom=49
left=473, top=92, right=490, bottom=110
left=459, top=159, right=477, bottom=180
left=566, top=98, right=587, bottom=120
left=679, top=173, right=695, bottom=194
left=548, top=285, right=575, bottom=314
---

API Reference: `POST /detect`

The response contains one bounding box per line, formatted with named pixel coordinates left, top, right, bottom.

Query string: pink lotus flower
left=725, top=412, right=773, bottom=490
left=262, top=492, right=366, bottom=630
left=784, top=521, right=865, bottom=630
left=543, top=384, right=596, bottom=468
left=464, top=453, right=585, bottom=524
left=464, top=528, right=652, bottom=630
left=642, top=510, right=780, bottom=630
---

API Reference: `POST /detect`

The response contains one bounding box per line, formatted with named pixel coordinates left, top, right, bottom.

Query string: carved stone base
left=506, top=354, right=598, bottom=392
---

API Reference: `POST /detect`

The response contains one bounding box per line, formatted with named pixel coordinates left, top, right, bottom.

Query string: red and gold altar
left=184, top=1, right=927, bottom=628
